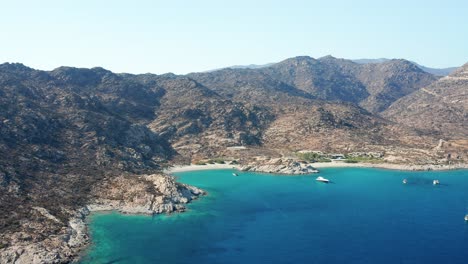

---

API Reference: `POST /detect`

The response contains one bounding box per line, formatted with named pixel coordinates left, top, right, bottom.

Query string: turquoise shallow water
left=81, top=168, right=468, bottom=264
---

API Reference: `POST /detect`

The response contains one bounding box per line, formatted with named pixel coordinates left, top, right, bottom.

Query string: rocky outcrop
left=240, top=158, right=319, bottom=174
left=0, top=174, right=204, bottom=264
left=88, top=174, right=204, bottom=214
left=0, top=208, right=89, bottom=264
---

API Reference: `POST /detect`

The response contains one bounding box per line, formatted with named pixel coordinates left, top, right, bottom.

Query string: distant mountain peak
left=318, top=55, right=338, bottom=60
left=0, top=62, right=33, bottom=72
left=207, top=56, right=458, bottom=77
left=352, top=58, right=458, bottom=76
left=51, top=65, right=112, bottom=74
left=49, top=66, right=115, bottom=86
left=384, top=59, right=424, bottom=71
left=293, top=55, right=314, bottom=59
left=277, top=56, right=317, bottom=67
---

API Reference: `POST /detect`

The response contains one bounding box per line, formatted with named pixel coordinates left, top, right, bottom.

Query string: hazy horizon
left=2, top=55, right=461, bottom=76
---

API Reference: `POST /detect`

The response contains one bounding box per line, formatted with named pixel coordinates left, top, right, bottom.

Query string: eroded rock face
left=88, top=174, right=205, bottom=214
left=0, top=207, right=89, bottom=264
left=0, top=174, right=204, bottom=264
left=240, top=158, right=319, bottom=174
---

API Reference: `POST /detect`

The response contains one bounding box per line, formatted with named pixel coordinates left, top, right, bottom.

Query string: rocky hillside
left=188, top=68, right=315, bottom=110
left=383, top=63, right=468, bottom=139
left=191, top=56, right=437, bottom=114
left=353, top=58, right=459, bottom=76
left=188, top=56, right=444, bottom=155
left=0, top=64, right=171, bottom=238
left=0, top=173, right=204, bottom=263
left=223, top=59, right=458, bottom=77
left=0, top=63, right=274, bottom=237
left=355, top=59, right=438, bottom=113
left=188, top=57, right=443, bottom=157
left=130, top=74, right=275, bottom=159
left=261, top=56, right=370, bottom=104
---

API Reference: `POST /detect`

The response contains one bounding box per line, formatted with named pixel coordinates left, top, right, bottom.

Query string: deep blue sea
left=80, top=168, right=468, bottom=264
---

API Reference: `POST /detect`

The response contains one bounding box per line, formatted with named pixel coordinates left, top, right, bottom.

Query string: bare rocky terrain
left=239, top=157, right=319, bottom=174
left=0, top=57, right=467, bottom=263
left=384, top=63, right=468, bottom=139
left=191, top=56, right=437, bottom=114
left=0, top=174, right=203, bottom=263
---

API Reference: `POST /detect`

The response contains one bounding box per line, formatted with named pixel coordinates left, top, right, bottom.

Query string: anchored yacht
left=316, top=176, right=330, bottom=183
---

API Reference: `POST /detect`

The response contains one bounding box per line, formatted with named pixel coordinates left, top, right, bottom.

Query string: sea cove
left=81, top=168, right=468, bottom=264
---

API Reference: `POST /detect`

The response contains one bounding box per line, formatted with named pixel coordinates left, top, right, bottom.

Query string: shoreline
left=5, top=162, right=465, bottom=263
left=0, top=174, right=205, bottom=264
left=165, top=162, right=468, bottom=173
left=335, top=162, right=468, bottom=171
left=165, top=163, right=239, bottom=173
left=74, top=161, right=467, bottom=263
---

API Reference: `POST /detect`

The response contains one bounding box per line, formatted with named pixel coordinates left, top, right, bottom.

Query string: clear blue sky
left=1, top=0, right=467, bottom=74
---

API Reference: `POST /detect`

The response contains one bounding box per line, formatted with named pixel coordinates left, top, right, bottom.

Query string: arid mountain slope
left=125, top=73, right=275, bottom=159
left=353, top=58, right=459, bottom=76
left=356, top=59, right=438, bottom=112
left=191, top=56, right=437, bottom=114
left=0, top=63, right=176, bottom=236
left=0, top=64, right=278, bottom=231
left=188, top=68, right=315, bottom=109
left=260, top=56, right=369, bottom=104
left=383, top=63, right=468, bottom=139
left=0, top=63, right=276, bottom=261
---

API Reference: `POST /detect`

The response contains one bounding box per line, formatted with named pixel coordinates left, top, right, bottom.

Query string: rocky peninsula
left=0, top=174, right=204, bottom=264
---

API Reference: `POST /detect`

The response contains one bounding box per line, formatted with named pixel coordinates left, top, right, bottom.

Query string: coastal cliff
left=0, top=174, right=204, bottom=264
left=88, top=174, right=204, bottom=214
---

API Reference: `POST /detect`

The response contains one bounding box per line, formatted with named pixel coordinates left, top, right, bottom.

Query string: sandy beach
left=165, top=161, right=467, bottom=174
left=308, top=161, right=468, bottom=171
left=164, top=163, right=240, bottom=173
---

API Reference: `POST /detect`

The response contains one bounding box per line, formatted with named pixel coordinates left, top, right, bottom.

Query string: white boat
left=465, top=215, right=468, bottom=221
left=232, top=173, right=238, bottom=177
left=316, top=176, right=329, bottom=183
left=403, top=179, right=407, bottom=184
left=433, top=180, right=440, bottom=185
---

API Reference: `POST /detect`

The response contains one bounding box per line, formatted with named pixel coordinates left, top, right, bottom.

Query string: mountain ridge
left=210, top=56, right=458, bottom=76
left=192, top=56, right=439, bottom=114
left=383, top=62, right=468, bottom=139
left=353, top=58, right=459, bottom=76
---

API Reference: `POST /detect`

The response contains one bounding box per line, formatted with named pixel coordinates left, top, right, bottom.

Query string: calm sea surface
left=81, top=168, right=468, bottom=264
